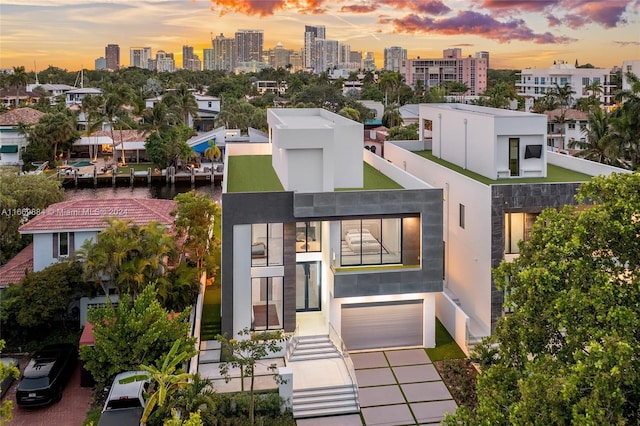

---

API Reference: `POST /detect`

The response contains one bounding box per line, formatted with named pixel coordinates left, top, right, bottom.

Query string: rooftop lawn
left=415, top=150, right=592, bottom=185
left=227, top=155, right=403, bottom=192
left=226, top=155, right=284, bottom=193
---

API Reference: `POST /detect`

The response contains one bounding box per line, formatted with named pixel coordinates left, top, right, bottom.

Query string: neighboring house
left=399, top=104, right=419, bottom=128
left=384, top=103, right=630, bottom=354
left=544, top=108, right=589, bottom=153
left=621, top=59, right=640, bottom=92
left=0, top=107, right=44, bottom=166
left=0, top=87, right=40, bottom=109
left=65, top=88, right=102, bottom=107
left=253, top=80, right=287, bottom=95
left=187, top=126, right=268, bottom=160
left=517, top=61, right=614, bottom=112
left=145, top=93, right=220, bottom=131
left=357, top=100, right=383, bottom=126
left=74, top=129, right=148, bottom=163
left=13, top=198, right=176, bottom=323
left=26, top=83, right=76, bottom=104
left=0, top=243, right=34, bottom=290
left=221, top=108, right=443, bottom=351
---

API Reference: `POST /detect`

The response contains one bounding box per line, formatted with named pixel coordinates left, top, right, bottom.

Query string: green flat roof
left=415, top=150, right=592, bottom=185
left=0, top=145, right=18, bottom=153
left=226, top=155, right=403, bottom=193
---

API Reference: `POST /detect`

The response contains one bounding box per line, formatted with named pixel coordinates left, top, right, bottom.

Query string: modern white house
left=517, top=61, right=614, bottom=111
left=0, top=107, right=44, bottom=167
left=621, top=59, right=640, bottom=92
left=65, top=87, right=103, bottom=107
left=217, top=108, right=443, bottom=417
left=145, top=93, right=220, bottom=132
left=385, top=103, right=631, bottom=354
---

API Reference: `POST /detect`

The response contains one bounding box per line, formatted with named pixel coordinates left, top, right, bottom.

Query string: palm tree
left=102, top=83, right=135, bottom=164
left=81, top=94, right=104, bottom=162
left=30, top=110, right=79, bottom=162
left=8, top=66, right=29, bottom=108
left=379, top=72, right=399, bottom=106
left=382, top=105, right=402, bottom=128
left=171, top=83, right=199, bottom=126
left=123, top=340, right=194, bottom=426
left=141, top=102, right=174, bottom=134
left=203, top=139, right=221, bottom=162
left=569, top=107, right=619, bottom=165
left=168, top=373, right=215, bottom=423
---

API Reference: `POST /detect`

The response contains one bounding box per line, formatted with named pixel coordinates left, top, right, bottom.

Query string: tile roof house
left=0, top=244, right=34, bottom=288
left=0, top=107, right=44, bottom=166
left=15, top=198, right=176, bottom=274
left=544, top=108, right=590, bottom=153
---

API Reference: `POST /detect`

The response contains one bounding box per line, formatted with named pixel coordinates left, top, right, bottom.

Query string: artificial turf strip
left=336, top=162, right=404, bottom=191
left=425, top=319, right=467, bottom=361
left=226, top=155, right=284, bottom=192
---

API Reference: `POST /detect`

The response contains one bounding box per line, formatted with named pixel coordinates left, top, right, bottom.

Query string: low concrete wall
left=388, top=139, right=427, bottom=151
left=547, top=151, right=631, bottom=176
left=436, top=292, right=471, bottom=356
left=364, top=149, right=432, bottom=189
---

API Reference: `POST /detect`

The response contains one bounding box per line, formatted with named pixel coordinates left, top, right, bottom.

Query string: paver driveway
left=297, top=348, right=457, bottom=426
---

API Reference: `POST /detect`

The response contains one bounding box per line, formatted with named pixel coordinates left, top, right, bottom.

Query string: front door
left=296, top=262, right=321, bottom=311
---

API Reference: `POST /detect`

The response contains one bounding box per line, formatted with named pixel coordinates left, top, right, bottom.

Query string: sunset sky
left=1, top=0, right=639, bottom=73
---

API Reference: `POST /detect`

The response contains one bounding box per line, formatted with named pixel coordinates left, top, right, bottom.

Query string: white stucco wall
left=421, top=104, right=546, bottom=180
left=384, top=142, right=493, bottom=335
left=233, top=224, right=253, bottom=334
left=547, top=151, right=632, bottom=176
left=31, top=230, right=97, bottom=271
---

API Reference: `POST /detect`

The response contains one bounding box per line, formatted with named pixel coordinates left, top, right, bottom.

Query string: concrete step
left=289, top=353, right=342, bottom=362
left=200, top=340, right=221, bottom=351
left=292, top=385, right=359, bottom=419
left=199, top=349, right=221, bottom=363
left=293, top=404, right=360, bottom=419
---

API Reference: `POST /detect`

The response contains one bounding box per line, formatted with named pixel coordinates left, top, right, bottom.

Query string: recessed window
left=459, top=204, right=465, bottom=229
left=340, top=218, right=403, bottom=266
left=296, top=221, right=321, bottom=253
left=251, top=277, right=283, bottom=330
left=251, top=223, right=283, bottom=267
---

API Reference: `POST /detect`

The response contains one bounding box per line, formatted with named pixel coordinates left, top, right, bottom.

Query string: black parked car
left=16, top=343, right=78, bottom=407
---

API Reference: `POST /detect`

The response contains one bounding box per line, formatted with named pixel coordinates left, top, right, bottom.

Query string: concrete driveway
left=297, top=348, right=457, bottom=426
left=5, top=361, right=92, bottom=426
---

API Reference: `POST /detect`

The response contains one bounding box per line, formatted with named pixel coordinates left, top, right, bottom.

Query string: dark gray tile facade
left=221, top=189, right=444, bottom=335
left=490, top=182, right=583, bottom=331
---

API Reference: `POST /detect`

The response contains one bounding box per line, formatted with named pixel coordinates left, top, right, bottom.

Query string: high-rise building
left=289, top=50, right=303, bottom=72
left=304, top=25, right=326, bottom=71
left=130, top=47, right=152, bottom=69
left=105, top=44, right=120, bottom=70
left=154, top=50, right=175, bottom=72
left=384, top=46, right=407, bottom=72
left=314, top=39, right=339, bottom=73
left=203, top=48, right=214, bottom=71
left=363, top=52, right=376, bottom=70
left=266, top=42, right=293, bottom=69
left=475, top=51, right=490, bottom=70
left=182, top=45, right=201, bottom=71
left=211, top=33, right=236, bottom=72
left=338, top=43, right=351, bottom=67
left=350, top=51, right=363, bottom=69
left=234, top=30, right=264, bottom=63
left=404, top=48, right=487, bottom=96
left=95, top=57, right=107, bottom=70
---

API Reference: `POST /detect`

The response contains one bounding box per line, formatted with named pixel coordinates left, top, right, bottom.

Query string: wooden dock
left=57, top=165, right=223, bottom=188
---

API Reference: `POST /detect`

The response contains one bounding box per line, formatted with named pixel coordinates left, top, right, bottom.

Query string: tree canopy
left=80, top=284, right=196, bottom=389
left=446, top=172, right=640, bottom=425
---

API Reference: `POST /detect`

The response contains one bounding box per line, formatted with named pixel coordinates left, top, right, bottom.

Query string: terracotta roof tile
left=0, top=107, right=44, bottom=125
left=19, top=198, right=176, bottom=233
left=0, top=243, right=33, bottom=287
left=545, top=108, right=589, bottom=121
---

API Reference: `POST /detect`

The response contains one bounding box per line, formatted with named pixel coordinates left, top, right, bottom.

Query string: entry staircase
left=287, top=334, right=360, bottom=418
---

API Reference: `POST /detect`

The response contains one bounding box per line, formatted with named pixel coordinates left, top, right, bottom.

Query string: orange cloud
left=208, top=0, right=327, bottom=16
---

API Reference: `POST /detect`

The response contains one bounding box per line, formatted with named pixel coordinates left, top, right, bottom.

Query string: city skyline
left=1, top=0, right=639, bottom=72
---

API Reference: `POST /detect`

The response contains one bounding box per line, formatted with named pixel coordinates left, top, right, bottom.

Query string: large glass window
left=251, top=277, right=283, bottom=330
left=251, top=223, right=283, bottom=267
left=296, top=262, right=321, bottom=311
left=504, top=212, right=539, bottom=254
left=340, top=218, right=402, bottom=266
left=295, top=221, right=321, bottom=253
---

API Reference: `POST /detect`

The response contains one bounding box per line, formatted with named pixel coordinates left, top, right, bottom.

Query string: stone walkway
left=297, top=348, right=457, bottom=426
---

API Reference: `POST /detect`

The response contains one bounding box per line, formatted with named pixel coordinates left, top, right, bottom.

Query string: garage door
left=341, top=300, right=423, bottom=350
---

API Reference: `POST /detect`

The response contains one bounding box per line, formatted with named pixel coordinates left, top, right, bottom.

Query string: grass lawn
left=226, top=156, right=284, bottom=192
left=426, top=319, right=467, bottom=361
left=337, top=162, right=403, bottom=191
left=116, top=162, right=155, bottom=173
left=416, top=150, right=592, bottom=185
left=201, top=202, right=223, bottom=341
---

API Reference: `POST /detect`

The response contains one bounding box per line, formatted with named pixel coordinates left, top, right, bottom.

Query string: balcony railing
left=328, top=322, right=360, bottom=410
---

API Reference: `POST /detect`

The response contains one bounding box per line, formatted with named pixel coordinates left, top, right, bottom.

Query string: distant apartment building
left=350, top=51, right=363, bottom=69
left=203, top=49, right=214, bottom=71
left=363, top=52, right=376, bottom=70
left=475, top=51, right=490, bottom=70
left=154, top=50, right=175, bottom=72
left=211, top=33, right=235, bottom=72
left=266, top=42, right=293, bottom=69
left=94, top=57, right=106, bottom=70
left=105, top=44, right=120, bottom=70
left=130, top=47, right=152, bottom=69
left=517, top=61, right=614, bottom=111
left=621, top=59, right=640, bottom=92
left=182, top=45, right=201, bottom=71
left=303, top=25, right=326, bottom=71
left=384, top=46, right=407, bottom=72
left=235, top=30, right=264, bottom=63
left=404, top=48, right=487, bottom=96
left=289, top=50, right=303, bottom=72
left=314, top=39, right=339, bottom=72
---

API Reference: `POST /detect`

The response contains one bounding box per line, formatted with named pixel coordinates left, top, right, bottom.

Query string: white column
left=278, top=366, right=293, bottom=413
